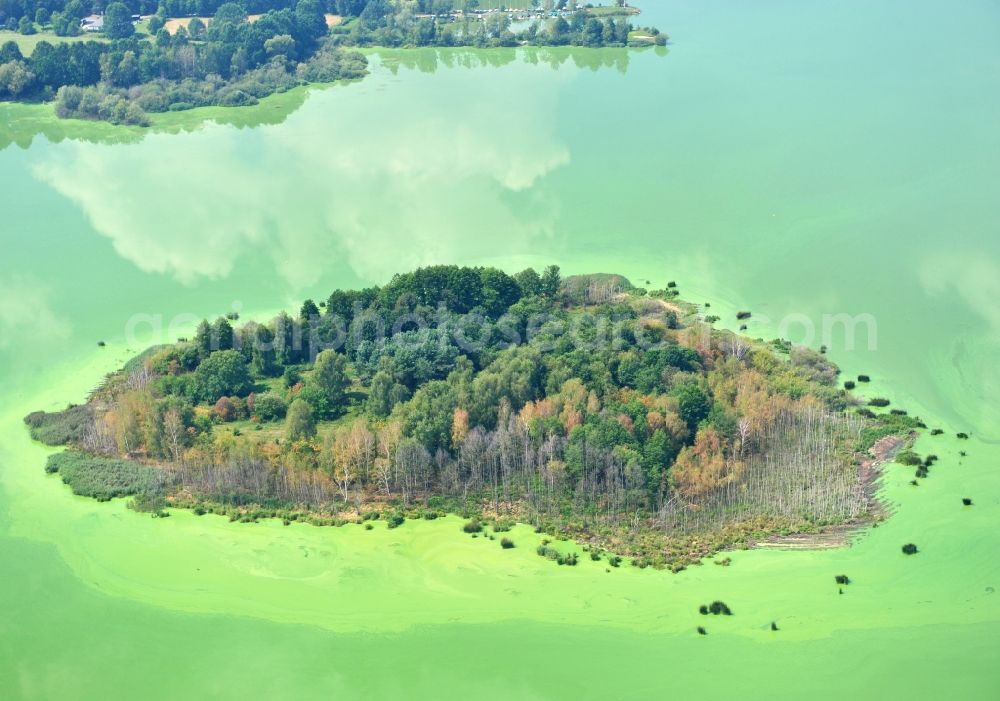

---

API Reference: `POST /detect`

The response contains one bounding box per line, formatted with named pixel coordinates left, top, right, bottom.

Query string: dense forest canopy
left=27, top=265, right=922, bottom=567
left=0, top=1, right=663, bottom=124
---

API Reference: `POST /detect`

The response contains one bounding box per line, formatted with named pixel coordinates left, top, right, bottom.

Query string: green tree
left=311, top=350, right=349, bottom=417
left=187, top=16, right=206, bottom=40
left=18, top=17, right=36, bottom=35
left=514, top=267, right=542, bottom=296
left=672, top=382, right=712, bottom=434
left=249, top=325, right=278, bottom=377
left=104, top=3, right=135, bottom=39
left=195, top=349, right=252, bottom=402
left=0, top=61, right=34, bottom=98
left=265, top=34, right=297, bottom=60
left=285, top=398, right=316, bottom=442
left=540, top=264, right=561, bottom=297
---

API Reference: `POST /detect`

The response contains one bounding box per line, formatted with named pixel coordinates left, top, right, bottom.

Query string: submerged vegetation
left=28, top=264, right=914, bottom=568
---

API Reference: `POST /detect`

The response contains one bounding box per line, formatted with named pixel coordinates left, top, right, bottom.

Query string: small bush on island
left=858, top=375, right=871, bottom=382
left=698, top=605, right=709, bottom=615
left=705, top=601, right=732, bottom=615
left=962, top=498, right=973, bottom=506
left=736, top=311, right=752, bottom=320
left=697, top=626, right=707, bottom=635
left=771, top=622, right=779, bottom=631
left=956, top=432, right=969, bottom=439
left=901, top=543, right=918, bottom=555
left=868, top=398, right=891, bottom=407
left=923, top=455, right=938, bottom=466
left=128, top=491, right=167, bottom=515
left=835, top=574, right=850, bottom=585
left=500, top=537, right=515, bottom=549
left=844, top=380, right=856, bottom=390
left=930, top=428, right=944, bottom=436
left=915, top=466, right=928, bottom=479
left=462, top=519, right=483, bottom=533
left=536, top=545, right=577, bottom=565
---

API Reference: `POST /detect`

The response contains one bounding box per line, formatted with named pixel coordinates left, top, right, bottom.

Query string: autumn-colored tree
left=671, top=426, right=743, bottom=499
left=451, top=408, right=470, bottom=447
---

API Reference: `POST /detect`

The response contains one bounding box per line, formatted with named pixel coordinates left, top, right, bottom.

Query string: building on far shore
left=80, top=14, right=103, bottom=31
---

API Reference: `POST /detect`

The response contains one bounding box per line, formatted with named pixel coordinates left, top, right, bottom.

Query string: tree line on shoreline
left=0, top=0, right=664, bottom=124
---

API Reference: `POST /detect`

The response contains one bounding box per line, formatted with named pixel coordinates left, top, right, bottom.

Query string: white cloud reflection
left=32, top=54, right=574, bottom=290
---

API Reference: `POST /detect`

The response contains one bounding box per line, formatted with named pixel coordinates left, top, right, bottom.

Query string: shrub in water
left=956, top=432, right=969, bottom=439
left=915, top=466, right=928, bottom=478
left=835, top=574, right=850, bottom=585
left=844, top=380, right=856, bottom=390
left=608, top=555, right=622, bottom=568
left=771, top=622, right=779, bottom=631
left=901, top=543, right=918, bottom=555
left=707, top=601, right=732, bottom=615
left=868, top=398, right=890, bottom=407
left=962, top=498, right=973, bottom=506
left=462, top=519, right=483, bottom=533
left=590, top=550, right=602, bottom=561
left=697, top=626, right=707, bottom=636
left=890, top=409, right=908, bottom=416
left=500, top=537, right=515, bottom=549
left=386, top=512, right=405, bottom=529
left=698, top=605, right=709, bottom=615
left=736, top=311, right=752, bottom=320
left=857, top=374, right=871, bottom=382
left=896, top=451, right=922, bottom=466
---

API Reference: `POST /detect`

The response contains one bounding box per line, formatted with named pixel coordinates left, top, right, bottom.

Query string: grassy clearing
left=0, top=29, right=108, bottom=56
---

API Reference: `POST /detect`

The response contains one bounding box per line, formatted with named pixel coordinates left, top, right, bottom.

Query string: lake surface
left=1, top=1, right=999, bottom=698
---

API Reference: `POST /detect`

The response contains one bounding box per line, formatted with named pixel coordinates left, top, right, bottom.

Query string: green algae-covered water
left=2, top=1, right=999, bottom=698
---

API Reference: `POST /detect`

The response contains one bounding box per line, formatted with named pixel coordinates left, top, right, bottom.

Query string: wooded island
left=27, top=266, right=922, bottom=568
